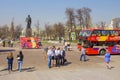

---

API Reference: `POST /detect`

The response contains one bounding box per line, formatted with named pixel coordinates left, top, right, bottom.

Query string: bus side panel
left=20, top=37, right=26, bottom=48
left=34, top=37, right=40, bottom=48
left=86, top=48, right=99, bottom=55
left=108, top=46, right=120, bottom=54
left=27, top=38, right=32, bottom=48
left=20, top=37, right=40, bottom=49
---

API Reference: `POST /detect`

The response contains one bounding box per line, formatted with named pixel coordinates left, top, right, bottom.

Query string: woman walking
left=7, top=52, right=14, bottom=73
left=17, top=51, right=24, bottom=72
left=104, top=50, right=111, bottom=69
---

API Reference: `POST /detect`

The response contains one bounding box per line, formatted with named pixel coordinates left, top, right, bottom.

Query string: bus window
left=110, top=30, right=114, bottom=36
left=79, top=31, right=83, bottom=36
left=86, top=30, right=91, bottom=36
left=109, top=30, right=119, bottom=36
left=114, top=31, right=119, bottom=36
left=79, top=30, right=91, bottom=37
left=92, top=31, right=97, bottom=36
left=101, top=30, right=109, bottom=36
left=95, top=30, right=101, bottom=36
left=97, top=31, right=101, bottom=36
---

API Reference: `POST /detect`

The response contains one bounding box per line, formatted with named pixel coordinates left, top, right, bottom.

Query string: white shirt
left=65, top=42, right=68, bottom=46
left=47, top=49, right=53, bottom=56
left=55, top=50, right=61, bottom=56
left=81, top=48, right=86, bottom=54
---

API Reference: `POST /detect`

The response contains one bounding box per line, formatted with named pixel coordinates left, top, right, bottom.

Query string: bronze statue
left=26, top=15, right=32, bottom=29
left=25, top=15, right=32, bottom=37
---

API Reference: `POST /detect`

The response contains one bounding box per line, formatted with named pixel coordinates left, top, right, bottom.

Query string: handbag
left=64, top=58, right=67, bottom=62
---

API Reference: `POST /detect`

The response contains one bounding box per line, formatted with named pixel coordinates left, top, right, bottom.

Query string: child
left=104, top=50, right=111, bottom=69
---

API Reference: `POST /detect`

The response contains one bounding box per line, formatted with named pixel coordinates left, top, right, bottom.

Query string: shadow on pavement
left=13, top=67, right=36, bottom=72
left=0, top=67, right=36, bottom=73
left=22, top=67, right=36, bottom=72
left=0, top=68, right=7, bottom=72
left=62, top=62, right=72, bottom=66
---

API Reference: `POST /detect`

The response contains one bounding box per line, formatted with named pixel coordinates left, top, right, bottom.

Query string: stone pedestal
left=26, top=28, right=32, bottom=37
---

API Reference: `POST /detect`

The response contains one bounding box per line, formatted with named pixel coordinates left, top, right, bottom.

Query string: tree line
left=0, top=21, right=23, bottom=40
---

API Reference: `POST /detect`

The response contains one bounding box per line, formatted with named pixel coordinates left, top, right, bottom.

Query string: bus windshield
left=79, top=30, right=91, bottom=37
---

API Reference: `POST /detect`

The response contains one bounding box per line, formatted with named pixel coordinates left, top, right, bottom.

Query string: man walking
left=47, top=47, right=53, bottom=68
left=80, top=46, right=87, bottom=62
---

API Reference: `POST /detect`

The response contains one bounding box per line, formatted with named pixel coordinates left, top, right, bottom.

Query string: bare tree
left=35, top=20, right=40, bottom=38
left=82, top=7, right=92, bottom=28
left=100, top=21, right=106, bottom=28
left=65, top=8, right=76, bottom=40
left=14, top=24, right=23, bottom=39
left=65, top=8, right=76, bottom=31
left=0, top=25, right=9, bottom=39
left=76, top=8, right=84, bottom=29
left=45, top=24, right=53, bottom=40
left=10, top=20, right=14, bottom=39
left=53, top=23, right=65, bottom=42
left=95, top=23, right=100, bottom=28
left=96, top=21, right=106, bottom=28
left=41, top=30, right=46, bottom=40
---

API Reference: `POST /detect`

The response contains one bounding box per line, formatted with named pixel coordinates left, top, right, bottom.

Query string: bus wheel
left=99, top=49, right=106, bottom=55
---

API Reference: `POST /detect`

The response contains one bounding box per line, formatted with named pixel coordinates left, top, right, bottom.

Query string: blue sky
left=0, top=0, right=120, bottom=29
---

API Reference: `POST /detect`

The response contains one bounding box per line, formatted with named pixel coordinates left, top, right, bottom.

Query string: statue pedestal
left=26, top=28, right=32, bottom=37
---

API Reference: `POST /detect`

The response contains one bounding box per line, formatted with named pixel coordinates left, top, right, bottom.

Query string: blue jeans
left=8, top=63, right=13, bottom=71
left=18, top=61, right=23, bottom=71
left=48, top=55, right=52, bottom=68
left=64, top=46, right=67, bottom=51
left=80, top=54, right=86, bottom=61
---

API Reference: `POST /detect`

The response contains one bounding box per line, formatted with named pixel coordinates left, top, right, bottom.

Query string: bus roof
left=81, top=28, right=120, bottom=31
left=81, top=28, right=103, bottom=31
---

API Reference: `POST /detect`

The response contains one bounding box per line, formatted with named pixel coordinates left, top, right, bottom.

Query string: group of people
left=7, top=51, right=24, bottom=73
left=47, top=46, right=66, bottom=68
left=79, top=46, right=112, bottom=70
left=2, top=39, right=14, bottom=47
left=8, top=39, right=14, bottom=47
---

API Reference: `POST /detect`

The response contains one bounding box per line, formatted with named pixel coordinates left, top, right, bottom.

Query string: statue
left=26, top=15, right=32, bottom=29
left=25, top=15, right=32, bottom=37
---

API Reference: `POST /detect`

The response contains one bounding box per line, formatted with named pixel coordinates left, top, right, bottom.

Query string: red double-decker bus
left=77, top=28, right=120, bottom=55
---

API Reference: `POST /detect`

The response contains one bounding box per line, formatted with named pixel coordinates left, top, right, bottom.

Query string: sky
left=0, top=0, right=120, bottom=29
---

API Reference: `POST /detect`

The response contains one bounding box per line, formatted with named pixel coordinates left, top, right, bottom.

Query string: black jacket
left=17, top=54, right=24, bottom=61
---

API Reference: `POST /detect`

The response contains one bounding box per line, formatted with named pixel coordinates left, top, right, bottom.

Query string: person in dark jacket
left=17, top=51, right=24, bottom=72
left=3, top=40, right=5, bottom=47
left=60, top=48, right=66, bottom=65
left=7, top=52, right=14, bottom=73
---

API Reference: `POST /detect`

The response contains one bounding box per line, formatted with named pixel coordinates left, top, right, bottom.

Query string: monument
left=25, top=15, right=32, bottom=37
